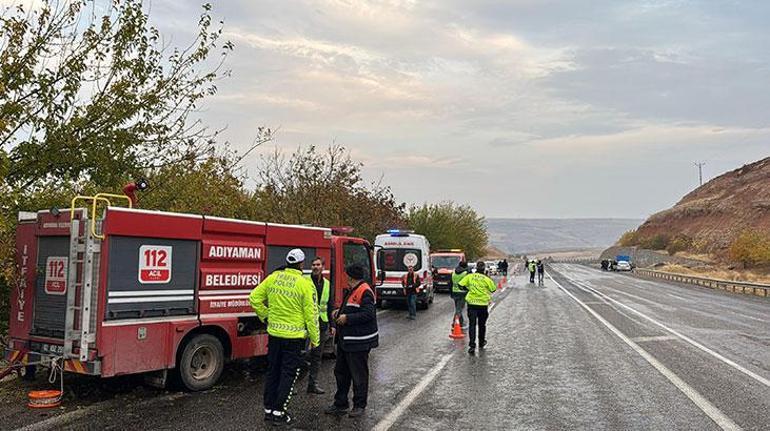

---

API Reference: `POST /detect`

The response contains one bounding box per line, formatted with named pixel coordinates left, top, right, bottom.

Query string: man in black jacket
left=324, top=264, right=378, bottom=419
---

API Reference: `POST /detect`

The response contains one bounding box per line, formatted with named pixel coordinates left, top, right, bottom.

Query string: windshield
left=431, top=255, right=462, bottom=269
left=378, top=248, right=422, bottom=272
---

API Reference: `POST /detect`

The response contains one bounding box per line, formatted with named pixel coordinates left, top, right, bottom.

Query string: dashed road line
left=373, top=286, right=507, bottom=431
left=632, top=335, right=678, bottom=343
left=570, top=277, right=770, bottom=389
left=548, top=271, right=742, bottom=431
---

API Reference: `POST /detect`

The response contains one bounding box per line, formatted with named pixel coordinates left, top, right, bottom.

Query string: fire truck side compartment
left=105, top=236, right=199, bottom=319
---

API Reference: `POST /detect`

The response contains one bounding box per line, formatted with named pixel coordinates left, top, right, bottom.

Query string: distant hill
left=631, top=156, right=770, bottom=255
left=487, top=218, right=643, bottom=255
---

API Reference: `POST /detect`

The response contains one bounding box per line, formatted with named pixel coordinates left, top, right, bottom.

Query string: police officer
left=528, top=259, right=537, bottom=284
left=306, top=256, right=333, bottom=394
left=459, top=261, right=497, bottom=355
left=325, top=264, right=378, bottom=418
left=250, top=249, right=320, bottom=426
left=451, top=261, right=469, bottom=328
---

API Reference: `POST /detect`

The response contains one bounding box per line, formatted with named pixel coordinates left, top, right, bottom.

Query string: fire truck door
left=32, top=236, right=70, bottom=338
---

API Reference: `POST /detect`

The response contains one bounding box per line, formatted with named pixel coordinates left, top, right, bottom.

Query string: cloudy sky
left=150, top=0, right=769, bottom=219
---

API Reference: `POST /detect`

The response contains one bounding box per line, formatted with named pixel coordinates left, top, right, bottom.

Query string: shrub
left=729, top=230, right=770, bottom=268
left=641, top=234, right=671, bottom=251
left=617, top=230, right=640, bottom=246
left=666, top=235, right=693, bottom=255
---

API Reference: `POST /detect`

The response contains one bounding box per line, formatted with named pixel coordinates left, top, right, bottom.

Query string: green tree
left=407, top=202, right=488, bottom=260
left=0, top=0, right=235, bottom=336
left=1, top=0, right=232, bottom=190
left=252, top=145, right=406, bottom=241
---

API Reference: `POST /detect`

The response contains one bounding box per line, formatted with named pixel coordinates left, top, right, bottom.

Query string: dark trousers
left=452, top=292, right=466, bottom=327
left=333, top=346, right=370, bottom=409
left=529, top=271, right=536, bottom=283
left=308, top=322, right=331, bottom=387
left=406, top=293, right=417, bottom=318
left=264, top=336, right=304, bottom=413
left=467, top=305, right=489, bottom=348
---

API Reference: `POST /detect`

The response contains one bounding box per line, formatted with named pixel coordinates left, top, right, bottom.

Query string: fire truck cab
left=374, top=230, right=434, bottom=309
left=429, top=250, right=466, bottom=293
left=4, top=195, right=377, bottom=391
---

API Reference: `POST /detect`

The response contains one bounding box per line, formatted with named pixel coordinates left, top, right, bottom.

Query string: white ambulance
left=374, top=230, right=434, bottom=309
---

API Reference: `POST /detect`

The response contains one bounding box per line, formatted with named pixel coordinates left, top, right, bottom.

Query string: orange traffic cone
left=449, top=316, right=464, bottom=339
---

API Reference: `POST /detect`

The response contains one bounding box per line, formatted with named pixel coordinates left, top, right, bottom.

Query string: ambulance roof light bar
left=387, top=229, right=413, bottom=237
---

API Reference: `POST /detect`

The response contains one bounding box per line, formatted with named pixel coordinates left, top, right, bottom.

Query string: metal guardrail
left=634, top=268, right=769, bottom=298
left=552, top=258, right=600, bottom=264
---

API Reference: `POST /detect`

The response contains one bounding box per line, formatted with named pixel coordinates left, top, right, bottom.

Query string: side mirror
left=376, top=270, right=386, bottom=287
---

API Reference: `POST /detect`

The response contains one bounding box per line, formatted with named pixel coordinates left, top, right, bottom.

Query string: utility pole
left=694, top=162, right=705, bottom=186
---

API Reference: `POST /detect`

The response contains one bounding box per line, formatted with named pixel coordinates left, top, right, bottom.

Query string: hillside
left=487, top=218, right=642, bottom=254
left=630, top=156, right=770, bottom=254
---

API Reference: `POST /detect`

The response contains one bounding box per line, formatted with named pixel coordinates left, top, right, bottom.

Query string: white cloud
left=149, top=0, right=770, bottom=218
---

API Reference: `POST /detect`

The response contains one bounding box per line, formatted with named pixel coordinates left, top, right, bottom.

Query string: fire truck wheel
left=178, top=334, right=224, bottom=391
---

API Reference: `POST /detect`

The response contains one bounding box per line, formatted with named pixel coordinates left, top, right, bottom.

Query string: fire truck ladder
left=64, top=194, right=132, bottom=361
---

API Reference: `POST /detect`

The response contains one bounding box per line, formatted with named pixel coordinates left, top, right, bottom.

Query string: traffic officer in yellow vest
left=305, top=256, right=333, bottom=394
left=250, top=249, right=320, bottom=426
left=451, top=261, right=469, bottom=328
left=458, top=261, right=497, bottom=355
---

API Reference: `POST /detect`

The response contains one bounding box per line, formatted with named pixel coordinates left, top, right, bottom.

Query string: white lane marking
left=667, top=292, right=688, bottom=301
left=374, top=290, right=503, bottom=431
left=632, top=335, right=678, bottom=343
left=373, top=353, right=453, bottom=431
left=548, top=272, right=742, bottom=431
left=571, top=278, right=770, bottom=389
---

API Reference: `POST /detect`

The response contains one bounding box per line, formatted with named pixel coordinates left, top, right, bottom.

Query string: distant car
left=616, top=261, right=632, bottom=271
left=468, top=262, right=477, bottom=273
left=484, top=261, right=498, bottom=276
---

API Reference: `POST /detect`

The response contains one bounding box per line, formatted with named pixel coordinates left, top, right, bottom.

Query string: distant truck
left=429, top=250, right=466, bottom=293
left=374, top=230, right=434, bottom=309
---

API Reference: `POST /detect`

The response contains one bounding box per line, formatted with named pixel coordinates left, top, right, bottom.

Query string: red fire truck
left=4, top=193, right=379, bottom=391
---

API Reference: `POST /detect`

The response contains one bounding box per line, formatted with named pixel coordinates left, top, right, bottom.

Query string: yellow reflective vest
left=459, top=273, right=497, bottom=306
left=305, top=274, right=331, bottom=323
left=249, top=268, right=320, bottom=347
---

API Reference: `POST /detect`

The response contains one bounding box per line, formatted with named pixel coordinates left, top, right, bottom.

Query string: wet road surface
left=2, top=267, right=768, bottom=430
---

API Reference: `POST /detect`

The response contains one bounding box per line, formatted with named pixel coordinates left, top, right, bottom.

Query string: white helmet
left=286, top=248, right=305, bottom=264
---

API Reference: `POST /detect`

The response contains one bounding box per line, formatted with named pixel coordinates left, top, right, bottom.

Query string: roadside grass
left=657, top=263, right=770, bottom=285
left=671, top=252, right=716, bottom=263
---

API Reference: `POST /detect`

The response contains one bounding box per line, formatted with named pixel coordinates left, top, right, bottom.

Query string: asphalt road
left=2, top=267, right=768, bottom=430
